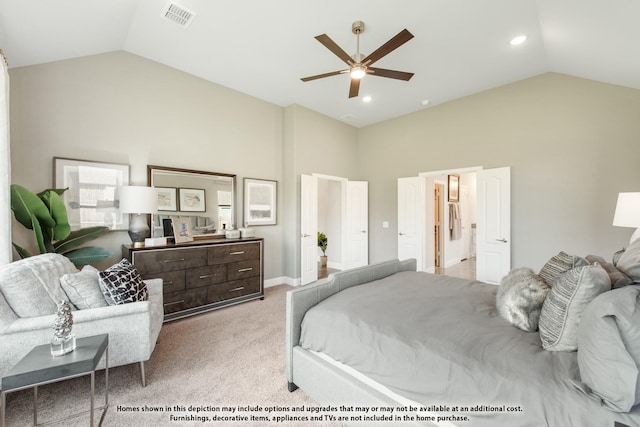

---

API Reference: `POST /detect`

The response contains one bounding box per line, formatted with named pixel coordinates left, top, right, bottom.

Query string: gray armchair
left=0, top=254, right=163, bottom=387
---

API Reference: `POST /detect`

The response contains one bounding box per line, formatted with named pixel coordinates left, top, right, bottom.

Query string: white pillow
left=60, top=265, right=108, bottom=309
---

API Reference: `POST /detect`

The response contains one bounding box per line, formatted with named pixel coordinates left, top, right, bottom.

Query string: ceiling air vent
left=161, top=2, right=196, bottom=28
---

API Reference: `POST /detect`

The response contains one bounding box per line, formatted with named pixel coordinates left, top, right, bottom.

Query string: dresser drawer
left=148, top=270, right=185, bottom=294
left=226, top=259, right=260, bottom=281
left=206, top=276, right=261, bottom=304
left=163, top=288, right=207, bottom=314
left=132, top=247, right=207, bottom=274
left=186, top=265, right=226, bottom=289
left=208, top=242, right=260, bottom=264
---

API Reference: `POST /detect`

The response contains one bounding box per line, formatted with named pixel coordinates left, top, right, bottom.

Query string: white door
left=398, top=177, right=425, bottom=271
left=345, top=181, right=368, bottom=269
left=476, top=167, right=511, bottom=284
left=301, top=174, right=318, bottom=285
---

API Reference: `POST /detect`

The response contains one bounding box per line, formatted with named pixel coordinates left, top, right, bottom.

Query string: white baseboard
left=265, top=276, right=299, bottom=287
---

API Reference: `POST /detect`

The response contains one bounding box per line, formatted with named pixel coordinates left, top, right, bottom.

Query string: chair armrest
left=144, top=278, right=163, bottom=297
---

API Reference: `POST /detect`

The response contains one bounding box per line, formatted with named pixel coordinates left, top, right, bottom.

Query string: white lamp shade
left=613, top=192, right=640, bottom=227
left=119, top=186, right=158, bottom=214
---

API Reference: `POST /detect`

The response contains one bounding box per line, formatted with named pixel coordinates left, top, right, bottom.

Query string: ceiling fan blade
left=367, top=67, right=414, bottom=81
left=315, top=34, right=354, bottom=65
left=348, top=78, right=361, bottom=98
left=301, top=70, right=348, bottom=82
left=362, top=29, right=414, bottom=66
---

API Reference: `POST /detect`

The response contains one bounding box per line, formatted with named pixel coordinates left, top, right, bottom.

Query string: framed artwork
left=156, top=187, right=178, bottom=211
left=179, top=188, right=206, bottom=212
left=53, top=157, right=130, bottom=230
left=244, top=178, right=277, bottom=226
left=171, top=217, right=194, bottom=243
left=448, top=174, right=460, bottom=202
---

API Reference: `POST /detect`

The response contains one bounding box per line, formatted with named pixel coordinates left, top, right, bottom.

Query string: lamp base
left=129, top=214, right=150, bottom=247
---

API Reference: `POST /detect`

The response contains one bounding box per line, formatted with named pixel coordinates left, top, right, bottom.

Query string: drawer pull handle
left=164, top=300, right=185, bottom=307
left=199, top=274, right=217, bottom=279
left=164, top=281, right=173, bottom=285
left=230, top=251, right=245, bottom=255
left=238, top=267, right=253, bottom=273
left=229, top=286, right=245, bottom=292
left=163, top=258, right=185, bottom=263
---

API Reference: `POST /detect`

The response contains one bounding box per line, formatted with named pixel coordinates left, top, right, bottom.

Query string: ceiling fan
left=301, top=21, right=415, bottom=98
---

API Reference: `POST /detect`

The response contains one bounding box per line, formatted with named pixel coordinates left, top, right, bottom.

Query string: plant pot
left=320, top=255, right=328, bottom=268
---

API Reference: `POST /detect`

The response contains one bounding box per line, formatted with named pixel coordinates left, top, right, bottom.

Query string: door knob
left=302, top=233, right=310, bottom=238
left=361, top=230, right=367, bottom=234
left=399, top=232, right=405, bottom=236
left=496, top=238, right=508, bottom=243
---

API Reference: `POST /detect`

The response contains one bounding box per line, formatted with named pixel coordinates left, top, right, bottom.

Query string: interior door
left=300, top=174, right=318, bottom=285
left=476, top=167, right=511, bottom=284
left=345, top=181, right=368, bottom=269
left=398, top=177, right=425, bottom=271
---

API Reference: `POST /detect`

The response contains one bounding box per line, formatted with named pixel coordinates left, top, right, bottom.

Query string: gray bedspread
left=299, top=271, right=640, bottom=427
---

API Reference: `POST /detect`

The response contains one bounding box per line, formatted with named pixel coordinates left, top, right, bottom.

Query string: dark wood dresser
left=123, top=237, right=264, bottom=322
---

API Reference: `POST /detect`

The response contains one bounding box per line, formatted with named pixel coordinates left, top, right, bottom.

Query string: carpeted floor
left=3, top=285, right=343, bottom=426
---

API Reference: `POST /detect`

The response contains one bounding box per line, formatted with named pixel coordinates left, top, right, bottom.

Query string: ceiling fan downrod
left=351, top=20, right=366, bottom=79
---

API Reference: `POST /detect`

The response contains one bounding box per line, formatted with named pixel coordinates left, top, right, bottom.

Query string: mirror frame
left=147, top=165, right=237, bottom=231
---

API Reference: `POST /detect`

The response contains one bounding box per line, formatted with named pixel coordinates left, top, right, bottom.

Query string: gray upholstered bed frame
left=285, top=259, right=429, bottom=425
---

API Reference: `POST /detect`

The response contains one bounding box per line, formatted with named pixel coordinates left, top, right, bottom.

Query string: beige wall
left=9, top=51, right=285, bottom=278
left=358, top=73, right=640, bottom=270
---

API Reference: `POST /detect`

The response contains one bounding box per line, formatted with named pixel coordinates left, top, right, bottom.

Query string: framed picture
left=448, top=174, right=460, bottom=202
left=179, top=188, right=206, bottom=212
left=53, top=157, right=130, bottom=230
left=244, top=178, right=277, bottom=226
left=156, top=187, right=178, bottom=211
left=171, top=217, right=194, bottom=243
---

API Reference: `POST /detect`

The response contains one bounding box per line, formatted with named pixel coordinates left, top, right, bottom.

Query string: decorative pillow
left=0, top=253, right=77, bottom=317
left=585, top=255, right=633, bottom=289
left=98, top=259, right=148, bottom=305
left=60, top=265, right=108, bottom=309
left=577, top=285, right=640, bottom=412
left=496, top=267, right=551, bottom=332
left=539, top=263, right=610, bottom=351
left=616, top=238, right=640, bottom=282
left=612, top=248, right=626, bottom=266
left=539, top=251, right=588, bottom=285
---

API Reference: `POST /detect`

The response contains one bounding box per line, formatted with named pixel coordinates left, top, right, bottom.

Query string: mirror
left=147, top=165, right=236, bottom=239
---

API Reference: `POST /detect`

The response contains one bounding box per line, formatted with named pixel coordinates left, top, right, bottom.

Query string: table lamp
left=613, top=192, right=640, bottom=245
left=120, top=186, right=158, bottom=247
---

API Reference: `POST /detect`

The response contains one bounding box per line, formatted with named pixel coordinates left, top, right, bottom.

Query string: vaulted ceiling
left=1, top=0, right=638, bottom=127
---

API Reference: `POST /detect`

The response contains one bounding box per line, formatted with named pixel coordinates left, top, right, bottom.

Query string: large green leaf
left=38, top=189, right=71, bottom=241
left=63, top=246, right=113, bottom=266
left=10, top=185, right=52, bottom=254
left=53, top=226, right=110, bottom=254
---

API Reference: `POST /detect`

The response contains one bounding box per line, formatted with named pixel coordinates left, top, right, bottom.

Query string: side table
left=1, top=334, right=109, bottom=427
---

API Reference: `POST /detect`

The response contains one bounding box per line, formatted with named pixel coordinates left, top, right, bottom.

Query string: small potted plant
left=317, top=231, right=328, bottom=267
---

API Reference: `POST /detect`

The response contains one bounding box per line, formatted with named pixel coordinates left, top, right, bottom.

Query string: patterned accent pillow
left=539, top=251, right=588, bottom=285
left=539, top=263, right=611, bottom=351
left=98, top=259, right=148, bottom=305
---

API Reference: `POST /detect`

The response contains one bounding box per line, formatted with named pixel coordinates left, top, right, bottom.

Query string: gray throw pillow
left=577, top=285, right=640, bottom=412
left=585, top=255, right=633, bottom=289
left=98, top=259, right=148, bottom=305
left=60, top=265, right=108, bottom=309
left=616, top=238, right=640, bottom=282
left=539, top=263, right=610, bottom=351
left=496, top=267, right=551, bottom=332
left=539, top=251, right=588, bottom=285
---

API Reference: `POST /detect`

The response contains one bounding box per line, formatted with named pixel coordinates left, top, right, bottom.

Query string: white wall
left=359, top=73, right=640, bottom=270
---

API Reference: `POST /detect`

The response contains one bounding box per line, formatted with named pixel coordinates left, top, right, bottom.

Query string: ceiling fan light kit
left=301, top=20, right=415, bottom=98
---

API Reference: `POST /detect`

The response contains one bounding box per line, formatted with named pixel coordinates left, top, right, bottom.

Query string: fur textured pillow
left=496, top=267, right=551, bottom=332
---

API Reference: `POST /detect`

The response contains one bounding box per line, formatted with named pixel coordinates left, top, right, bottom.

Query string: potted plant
left=317, top=231, right=328, bottom=267
left=10, top=184, right=112, bottom=266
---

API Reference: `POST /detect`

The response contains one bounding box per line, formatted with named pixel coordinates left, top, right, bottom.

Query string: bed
left=285, top=257, right=640, bottom=427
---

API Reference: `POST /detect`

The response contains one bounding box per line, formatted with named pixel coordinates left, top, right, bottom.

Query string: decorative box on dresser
left=123, top=238, right=264, bottom=322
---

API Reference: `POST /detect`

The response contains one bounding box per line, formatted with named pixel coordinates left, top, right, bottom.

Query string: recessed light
left=510, top=35, right=527, bottom=46
left=421, top=99, right=430, bottom=106
left=363, top=96, right=372, bottom=103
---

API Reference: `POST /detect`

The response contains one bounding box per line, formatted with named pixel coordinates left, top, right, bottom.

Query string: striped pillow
left=539, top=251, right=588, bottom=285
left=539, top=263, right=610, bottom=351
